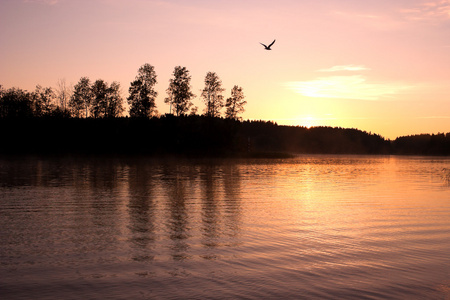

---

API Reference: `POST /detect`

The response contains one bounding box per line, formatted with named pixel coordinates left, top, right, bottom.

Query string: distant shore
left=1, top=116, right=449, bottom=156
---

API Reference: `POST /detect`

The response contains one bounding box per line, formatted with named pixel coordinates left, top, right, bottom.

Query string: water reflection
left=126, top=163, right=156, bottom=261
left=200, top=164, right=221, bottom=251
left=443, top=167, right=450, bottom=186
left=161, top=164, right=192, bottom=261
left=2, top=156, right=450, bottom=299
left=119, top=159, right=244, bottom=262
left=222, top=164, right=242, bottom=240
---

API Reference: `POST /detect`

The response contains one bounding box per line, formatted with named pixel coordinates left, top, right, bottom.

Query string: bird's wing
left=268, top=39, right=276, bottom=47
left=260, top=42, right=267, bottom=48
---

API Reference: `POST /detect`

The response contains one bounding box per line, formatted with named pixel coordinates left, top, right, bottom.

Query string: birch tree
left=127, top=63, right=158, bottom=118
left=70, top=77, right=93, bottom=118
left=225, top=85, right=246, bottom=120
left=201, top=72, right=224, bottom=118
left=164, top=66, right=195, bottom=116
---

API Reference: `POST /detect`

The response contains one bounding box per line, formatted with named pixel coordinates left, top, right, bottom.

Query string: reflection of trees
left=222, top=164, right=242, bottom=240
left=0, top=157, right=41, bottom=187
left=161, top=164, right=192, bottom=261
left=441, top=168, right=450, bottom=187
left=126, top=163, right=156, bottom=261
left=69, top=160, right=122, bottom=228
left=198, top=163, right=243, bottom=258
left=71, top=160, right=123, bottom=254
left=200, top=164, right=220, bottom=250
left=0, top=157, right=127, bottom=258
left=1, top=157, right=244, bottom=263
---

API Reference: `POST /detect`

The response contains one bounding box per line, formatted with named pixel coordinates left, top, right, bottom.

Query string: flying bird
left=260, top=39, right=276, bottom=50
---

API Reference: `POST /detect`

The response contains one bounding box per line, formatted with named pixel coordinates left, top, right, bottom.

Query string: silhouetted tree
left=393, top=133, right=450, bottom=155
left=31, top=85, right=56, bottom=117
left=165, top=66, right=195, bottom=116
left=106, top=81, right=125, bottom=118
left=225, top=85, right=246, bottom=120
left=201, top=72, right=224, bottom=117
left=89, top=80, right=125, bottom=118
left=91, top=79, right=108, bottom=118
left=0, top=87, right=33, bottom=118
left=189, top=106, right=198, bottom=116
left=70, top=77, right=93, bottom=118
left=56, top=78, right=72, bottom=112
left=128, top=63, right=158, bottom=118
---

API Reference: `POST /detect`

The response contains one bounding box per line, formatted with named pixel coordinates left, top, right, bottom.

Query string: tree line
left=2, top=63, right=450, bottom=156
left=0, top=63, right=247, bottom=120
left=392, top=133, right=450, bottom=155
left=0, top=112, right=449, bottom=156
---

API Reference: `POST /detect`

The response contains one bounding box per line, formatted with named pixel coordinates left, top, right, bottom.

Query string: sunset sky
left=1, top=0, right=449, bottom=139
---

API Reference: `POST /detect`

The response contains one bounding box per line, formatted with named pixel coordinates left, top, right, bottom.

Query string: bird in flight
left=260, top=39, right=276, bottom=50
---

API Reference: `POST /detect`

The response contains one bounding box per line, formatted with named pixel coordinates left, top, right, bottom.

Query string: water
left=1, top=155, right=450, bottom=299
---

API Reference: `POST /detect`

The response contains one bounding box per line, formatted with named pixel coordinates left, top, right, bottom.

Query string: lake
left=1, top=155, right=450, bottom=299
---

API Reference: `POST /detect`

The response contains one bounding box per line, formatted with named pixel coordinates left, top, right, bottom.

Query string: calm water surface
left=1, top=155, right=450, bottom=299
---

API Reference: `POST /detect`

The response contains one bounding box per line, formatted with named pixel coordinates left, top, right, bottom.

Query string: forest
left=1, top=63, right=449, bottom=156
left=1, top=115, right=449, bottom=156
left=0, top=64, right=245, bottom=120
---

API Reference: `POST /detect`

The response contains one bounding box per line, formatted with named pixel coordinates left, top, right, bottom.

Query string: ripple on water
left=1, top=156, right=450, bottom=299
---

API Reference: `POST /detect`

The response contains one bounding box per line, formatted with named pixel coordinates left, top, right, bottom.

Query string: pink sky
left=1, top=0, right=450, bottom=139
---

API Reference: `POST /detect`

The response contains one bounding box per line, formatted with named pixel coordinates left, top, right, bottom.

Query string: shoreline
left=0, top=116, right=449, bottom=156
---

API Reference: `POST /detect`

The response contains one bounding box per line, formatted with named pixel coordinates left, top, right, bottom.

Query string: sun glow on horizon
left=296, top=116, right=316, bottom=129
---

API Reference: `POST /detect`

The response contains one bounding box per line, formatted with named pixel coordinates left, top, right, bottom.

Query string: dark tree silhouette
left=189, top=106, right=198, bottom=116
left=10, top=60, right=450, bottom=156
left=225, top=85, right=246, bottom=120
left=128, top=63, right=158, bottom=118
left=70, top=77, right=93, bottom=118
left=0, top=87, right=33, bottom=118
left=106, top=81, right=125, bottom=118
left=31, top=85, right=56, bottom=117
left=91, top=79, right=108, bottom=118
left=56, top=78, right=71, bottom=112
left=393, top=133, right=450, bottom=155
left=87, top=80, right=125, bottom=118
left=165, top=66, right=195, bottom=116
left=201, top=72, right=224, bottom=118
